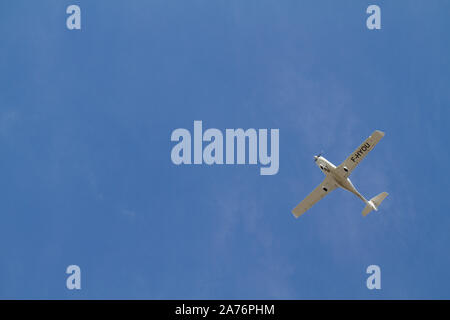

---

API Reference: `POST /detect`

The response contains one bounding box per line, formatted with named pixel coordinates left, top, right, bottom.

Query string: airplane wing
left=337, top=130, right=385, bottom=178
left=292, top=176, right=338, bottom=218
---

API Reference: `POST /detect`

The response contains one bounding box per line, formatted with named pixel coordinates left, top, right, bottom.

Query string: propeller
left=314, top=151, right=323, bottom=162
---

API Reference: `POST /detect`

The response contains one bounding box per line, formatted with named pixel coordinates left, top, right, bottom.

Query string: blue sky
left=1, top=0, right=450, bottom=299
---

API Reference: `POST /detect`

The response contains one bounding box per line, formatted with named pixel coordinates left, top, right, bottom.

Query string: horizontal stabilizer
left=362, top=192, right=388, bottom=216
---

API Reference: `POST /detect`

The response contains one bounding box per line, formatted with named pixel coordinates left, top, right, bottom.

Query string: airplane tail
left=362, top=192, right=388, bottom=216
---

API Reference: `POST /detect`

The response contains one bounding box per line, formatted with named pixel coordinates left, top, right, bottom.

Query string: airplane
left=292, top=130, right=388, bottom=218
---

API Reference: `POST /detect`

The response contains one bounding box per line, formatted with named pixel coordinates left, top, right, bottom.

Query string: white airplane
left=292, top=130, right=388, bottom=218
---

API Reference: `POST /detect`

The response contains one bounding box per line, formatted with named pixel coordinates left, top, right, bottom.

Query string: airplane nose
left=314, top=156, right=318, bottom=162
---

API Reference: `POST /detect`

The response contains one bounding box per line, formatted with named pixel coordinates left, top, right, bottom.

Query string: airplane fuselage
left=315, top=156, right=368, bottom=204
